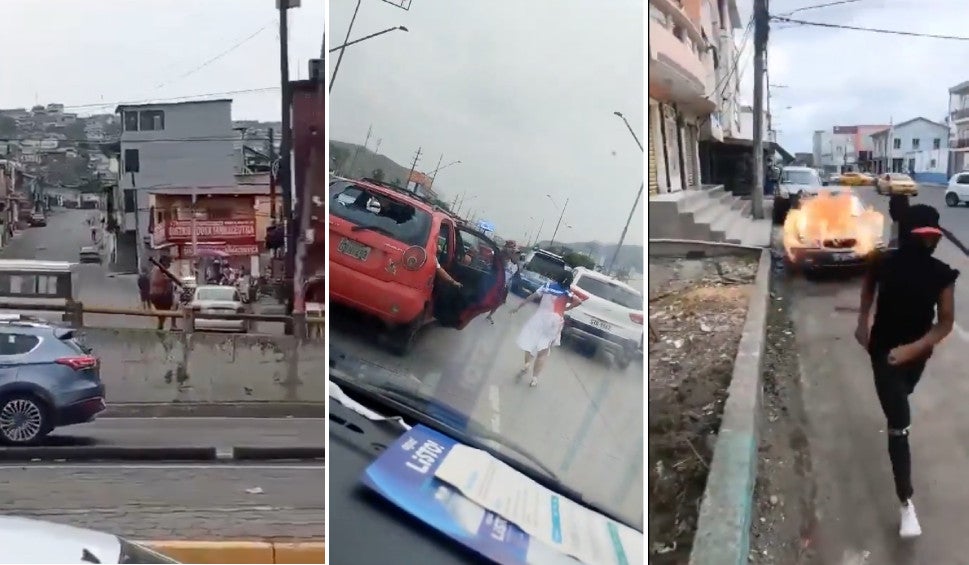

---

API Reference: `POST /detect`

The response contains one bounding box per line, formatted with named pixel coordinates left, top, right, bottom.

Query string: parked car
left=945, top=171, right=969, bottom=206
left=329, top=177, right=505, bottom=355
left=27, top=212, right=46, bottom=227
left=0, top=515, right=177, bottom=563
left=562, top=267, right=643, bottom=369
left=78, top=245, right=101, bottom=264
left=0, top=317, right=105, bottom=445
left=773, top=166, right=825, bottom=225
left=876, top=172, right=919, bottom=196
left=190, top=285, right=249, bottom=333
left=511, top=249, right=569, bottom=297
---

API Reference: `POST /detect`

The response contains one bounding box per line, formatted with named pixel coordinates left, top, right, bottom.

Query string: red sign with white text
left=163, top=219, right=256, bottom=242
left=180, top=243, right=260, bottom=257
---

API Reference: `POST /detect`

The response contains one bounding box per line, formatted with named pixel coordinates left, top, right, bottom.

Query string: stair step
left=693, top=200, right=727, bottom=225
left=710, top=209, right=745, bottom=240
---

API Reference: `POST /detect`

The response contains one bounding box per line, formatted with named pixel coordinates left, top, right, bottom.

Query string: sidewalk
left=789, top=236, right=969, bottom=562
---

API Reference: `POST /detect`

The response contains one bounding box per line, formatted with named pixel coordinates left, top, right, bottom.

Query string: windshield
left=781, top=170, right=820, bottom=185
left=523, top=252, right=567, bottom=280
left=328, top=0, right=644, bottom=542
left=195, top=287, right=238, bottom=302
left=575, top=275, right=642, bottom=309
left=890, top=173, right=912, bottom=181
left=330, top=181, right=433, bottom=247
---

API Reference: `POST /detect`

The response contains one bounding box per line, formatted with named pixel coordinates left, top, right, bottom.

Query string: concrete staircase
left=648, top=185, right=773, bottom=248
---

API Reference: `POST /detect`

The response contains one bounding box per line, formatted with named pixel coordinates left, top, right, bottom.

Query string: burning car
left=782, top=190, right=886, bottom=273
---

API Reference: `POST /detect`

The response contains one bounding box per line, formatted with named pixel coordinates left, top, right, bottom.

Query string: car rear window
left=330, top=181, right=432, bottom=247
left=196, top=288, right=239, bottom=302
left=575, top=275, right=642, bottom=309
left=524, top=253, right=567, bottom=279
left=781, top=170, right=819, bottom=185
left=0, top=333, right=40, bottom=355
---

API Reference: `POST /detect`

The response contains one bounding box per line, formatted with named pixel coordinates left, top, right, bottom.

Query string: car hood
left=0, top=515, right=121, bottom=564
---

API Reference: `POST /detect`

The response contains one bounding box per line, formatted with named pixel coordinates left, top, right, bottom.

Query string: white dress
left=516, top=283, right=570, bottom=355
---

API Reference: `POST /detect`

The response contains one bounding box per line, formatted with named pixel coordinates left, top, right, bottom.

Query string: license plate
left=590, top=317, right=613, bottom=332
left=830, top=252, right=856, bottom=262
left=338, top=237, right=371, bottom=261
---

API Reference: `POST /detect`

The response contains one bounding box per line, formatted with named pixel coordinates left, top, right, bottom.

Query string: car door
left=439, top=226, right=505, bottom=330
left=956, top=174, right=969, bottom=199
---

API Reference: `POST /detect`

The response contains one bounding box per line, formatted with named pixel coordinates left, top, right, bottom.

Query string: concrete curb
left=102, top=402, right=326, bottom=418
left=0, top=445, right=325, bottom=462
left=648, top=238, right=765, bottom=259
left=142, top=540, right=325, bottom=564
left=689, top=248, right=772, bottom=565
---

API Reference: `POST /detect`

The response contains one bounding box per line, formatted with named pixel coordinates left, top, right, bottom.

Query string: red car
left=329, top=178, right=505, bottom=354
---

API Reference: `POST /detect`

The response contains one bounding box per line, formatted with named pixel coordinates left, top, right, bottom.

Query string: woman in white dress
left=512, top=270, right=583, bottom=387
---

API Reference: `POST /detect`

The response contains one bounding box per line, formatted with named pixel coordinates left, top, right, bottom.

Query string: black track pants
left=870, top=352, right=927, bottom=503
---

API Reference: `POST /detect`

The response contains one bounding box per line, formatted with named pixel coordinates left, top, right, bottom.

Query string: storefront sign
left=163, top=219, right=256, bottom=242
left=180, top=243, right=260, bottom=257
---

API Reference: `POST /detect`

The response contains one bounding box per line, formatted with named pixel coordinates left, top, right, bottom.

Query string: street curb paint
left=232, top=446, right=325, bottom=460
left=689, top=249, right=772, bottom=565
left=142, top=540, right=325, bottom=564
left=0, top=445, right=325, bottom=462
left=103, top=401, right=326, bottom=418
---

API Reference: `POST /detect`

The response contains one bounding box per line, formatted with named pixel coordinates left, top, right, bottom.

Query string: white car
left=563, top=267, right=643, bottom=369
left=773, top=166, right=825, bottom=225
left=0, top=515, right=176, bottom=563
left=190, top=285, right=248, bottom=332
left=945, top=171, right=969, bottom=207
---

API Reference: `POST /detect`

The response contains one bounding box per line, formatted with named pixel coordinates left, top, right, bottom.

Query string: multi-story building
left=113, top=99, right=237, bottom=271
left=812, top=125, right=888, bottom=174
left=649, top=0, right=741, bottom=196
left=870, top=117, right=949, bottom=182
left=948, top=81, right=969, bottom=174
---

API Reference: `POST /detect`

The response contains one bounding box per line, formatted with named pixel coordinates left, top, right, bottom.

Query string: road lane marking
left=488, top=385, right=501, bottom=433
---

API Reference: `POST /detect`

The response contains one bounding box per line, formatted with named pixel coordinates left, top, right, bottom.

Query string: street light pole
left=613, top=112, right=643, bottom=152
left=547, top=196, right=569, bottom=248
left=607, top=110, right=646, bottom=274
left=278, top=0, right=296, bottom=321
left=330, top=0, right=362, bottom=93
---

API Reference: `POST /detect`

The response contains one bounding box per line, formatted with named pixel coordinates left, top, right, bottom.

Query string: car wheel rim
left=0, top=399, right=42, bottom=442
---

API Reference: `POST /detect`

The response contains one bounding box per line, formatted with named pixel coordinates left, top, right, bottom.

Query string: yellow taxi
left=838, top=172, right=875, bottom=186
left=875, top=172, right=919, bottom=196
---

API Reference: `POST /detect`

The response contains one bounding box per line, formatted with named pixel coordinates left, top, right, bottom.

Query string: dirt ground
left=748, top=261, right=820, bottom=564
left=647, top=255, right=758, bottom=563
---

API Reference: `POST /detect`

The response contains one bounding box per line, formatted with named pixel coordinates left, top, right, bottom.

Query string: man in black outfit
left=855, top=204, right=958, bottom=538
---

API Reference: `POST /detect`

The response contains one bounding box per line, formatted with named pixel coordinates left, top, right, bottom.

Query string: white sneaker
left=529, top=377, right=538, bottom=387
left=899, top=499, right=922, bottom=538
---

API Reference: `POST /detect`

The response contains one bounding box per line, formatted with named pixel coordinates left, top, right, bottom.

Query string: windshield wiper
left=351, top=223, right=395, bottom=237
left=330, top=368, right=639, bottom=531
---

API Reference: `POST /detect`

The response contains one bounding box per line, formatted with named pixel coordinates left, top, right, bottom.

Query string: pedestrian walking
left=137, top=268, right=150, bottom=309
left=854, top=203, right=958, bottom=538
left=148, top=256, right=178, bottom=331
left=511, top=270, right=583, bottom=387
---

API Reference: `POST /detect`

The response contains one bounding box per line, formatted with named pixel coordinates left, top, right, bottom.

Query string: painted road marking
left=488, top=385, right=501, bottom=433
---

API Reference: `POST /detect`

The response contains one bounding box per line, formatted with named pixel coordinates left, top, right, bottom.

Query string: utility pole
left=606, top=183, right=644, bottom=274
left=330, top=0, right=362, bottom=93
left=268, top=128, right=277, bottom=221
left=346, top=124, right=371, bottom=178
left=278, top=0, right=296, bottom=321
left=406, top=147, right=422, bottom=192
left=548, top=197, right=569, bottom=248
left=751, top=0, right=769, bottom=219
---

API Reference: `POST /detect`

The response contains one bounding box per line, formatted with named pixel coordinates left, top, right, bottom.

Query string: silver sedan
left=189, top=285, right=249, bottom=332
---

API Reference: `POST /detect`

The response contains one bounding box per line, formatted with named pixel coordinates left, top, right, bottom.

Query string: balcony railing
left=952, top=107, right=969, bottom=121
left=950, top=138, right=969, bottom=149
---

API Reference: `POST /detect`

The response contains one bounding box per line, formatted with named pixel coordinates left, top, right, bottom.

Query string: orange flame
left=782, top=191, right=884, bottom=259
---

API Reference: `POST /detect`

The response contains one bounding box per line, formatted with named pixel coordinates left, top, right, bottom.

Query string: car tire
left=0, top=394, right=50, bottom=445
left=388, top=318, right=421, bottom=356
left=946, top=192, right=960, bottom=207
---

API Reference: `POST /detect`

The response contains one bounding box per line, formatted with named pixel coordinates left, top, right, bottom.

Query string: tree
left=562, top=251, right=596, bottom=270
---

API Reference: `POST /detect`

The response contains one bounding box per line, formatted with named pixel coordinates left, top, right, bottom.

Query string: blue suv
left=0, top=318, right=105, bottom=445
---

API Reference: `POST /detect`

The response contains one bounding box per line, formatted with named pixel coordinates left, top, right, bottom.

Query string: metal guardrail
left=0, top=300, right=325, bottom=339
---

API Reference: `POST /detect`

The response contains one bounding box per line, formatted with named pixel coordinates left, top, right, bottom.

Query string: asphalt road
left=1, top=208, right=285, bottom=332
left=779, top=194, right=969, bottom=561
left=41, top=417, right=323, bottom=448
left=330, top=294, right=645, bottom=530
left=0, top=463, right=324, bottom=540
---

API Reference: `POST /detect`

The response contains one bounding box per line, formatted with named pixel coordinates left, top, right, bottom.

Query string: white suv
left=563, top=267, right=644, bottom=369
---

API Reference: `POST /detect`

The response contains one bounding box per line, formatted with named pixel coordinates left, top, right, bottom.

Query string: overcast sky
left=329, top=0, right=643, bottom=246
left=740, top=0, right=967, bottom=153
left=0, top=0, right=323, bottom=121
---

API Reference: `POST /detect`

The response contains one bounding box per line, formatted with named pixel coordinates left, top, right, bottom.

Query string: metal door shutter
left=649, top=109, right=659, bottom=195
left=684, top=125, right=698, bottom=188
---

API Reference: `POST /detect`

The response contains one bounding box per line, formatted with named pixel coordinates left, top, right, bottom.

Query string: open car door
left=435, top=225, right=505, bottom=330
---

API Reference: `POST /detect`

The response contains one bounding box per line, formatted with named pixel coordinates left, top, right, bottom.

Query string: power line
left=53, top=87, right=280, bottom=112
left=709, top=16, right=754, bottom=101
left=0, top=136, right=271, bottom=144
left=777, top=0, right=866, bottom=16
left=772, top=15, right=969, bottom=40
left=153, top=21, right=277, bottom=90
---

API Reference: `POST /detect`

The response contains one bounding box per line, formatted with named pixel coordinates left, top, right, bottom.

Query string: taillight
left=402, top=246, right=427, bottom=271
left=56, top=356, right=98, bottom=371
left=629, top=312, right=643, bottom=325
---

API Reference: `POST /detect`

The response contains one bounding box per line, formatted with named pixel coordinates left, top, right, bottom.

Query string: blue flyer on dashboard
left=361, top=424, right=639, bottom=564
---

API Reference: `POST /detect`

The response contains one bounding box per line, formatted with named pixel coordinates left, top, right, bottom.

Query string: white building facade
left=870, top=117, right=949, bottom=183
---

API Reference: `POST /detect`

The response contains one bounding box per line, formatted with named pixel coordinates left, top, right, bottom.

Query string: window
left=123, top=189, right=137, bottom=213
left=328, top=180, right=432, bottom=247
left=123, top=149, right=140, bottom=173
left=958, top=174, right=969, bottom=184
left=0, top=333, right=40, bottom=356
left=437, top=223, right=452, bottom=264
left=930, top=159, right=937, bottom=168
left=893, top=138, right=901, bottom=149
left=124, top=111, right=139, bottom=132
left=574, top=275, right=642, bottom=309
left=908, top=158, right=916, bottom=171
left=140, top=110, right=165, bottom=131
left=912, top=138, right=920, bottom=150
left=934, top=138, right=942, bottom=150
